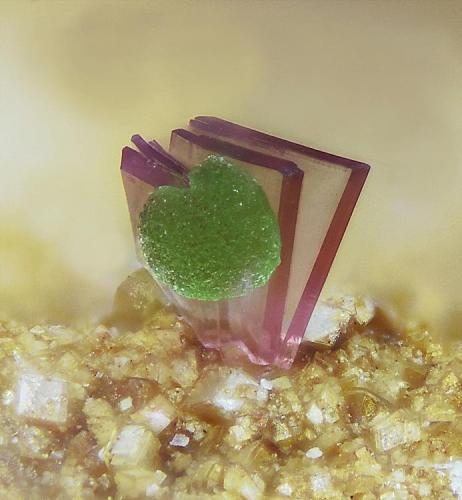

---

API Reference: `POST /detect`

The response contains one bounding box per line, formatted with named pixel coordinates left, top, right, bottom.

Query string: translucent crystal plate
left=121, top=118, right=369, bottom=367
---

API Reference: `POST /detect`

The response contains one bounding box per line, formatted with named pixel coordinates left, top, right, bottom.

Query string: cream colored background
left=1, top=1, right=461, bottom=338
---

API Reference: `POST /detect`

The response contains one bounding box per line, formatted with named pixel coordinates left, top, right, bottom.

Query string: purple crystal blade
left=120, top=144, right=186, bottom=240
left=168, top=128, right=303, bottom=366
left=131, top=134, right=188, bottom=179
left=121, top=146, right=179, bottom=188
left=191, top=116, right=371, bottom=171
left=189, top=116, right=370, bottom=366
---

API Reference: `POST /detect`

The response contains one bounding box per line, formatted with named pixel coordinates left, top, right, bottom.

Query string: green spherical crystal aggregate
left=139, top=155, right=281, bottom=301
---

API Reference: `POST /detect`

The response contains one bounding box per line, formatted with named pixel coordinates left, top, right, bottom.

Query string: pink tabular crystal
left=120, top=118, right=370, bottom=368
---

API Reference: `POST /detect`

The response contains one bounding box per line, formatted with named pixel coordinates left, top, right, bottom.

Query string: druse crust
left=139, top=155, right=281, bottom=300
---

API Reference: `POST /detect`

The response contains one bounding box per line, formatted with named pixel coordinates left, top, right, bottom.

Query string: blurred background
left=1, top=0, right=461, bottom=339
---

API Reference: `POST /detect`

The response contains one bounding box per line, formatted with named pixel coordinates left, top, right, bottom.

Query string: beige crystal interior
left=186, top=123, right=353, bottom=333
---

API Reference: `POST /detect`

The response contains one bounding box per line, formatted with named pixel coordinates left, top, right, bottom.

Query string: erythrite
left=120, top=117, right=370, bottom=367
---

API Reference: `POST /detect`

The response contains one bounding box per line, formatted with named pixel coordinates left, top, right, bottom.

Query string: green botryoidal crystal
left=138, top=155, right=281, bottom=300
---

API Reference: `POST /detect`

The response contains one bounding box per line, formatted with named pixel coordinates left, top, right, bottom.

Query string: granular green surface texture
left=138, top=155, right=281, bottom=300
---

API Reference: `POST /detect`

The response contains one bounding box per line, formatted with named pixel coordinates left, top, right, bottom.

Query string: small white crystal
left=223, top=370, right=258, bottom=389
left=141, top=409, right=172, bottom=434
left=109, top=327, right=120, bottom=338
left=417, top=483, right=431, bottom=496
left=229, top=420, right=254, bottom=443
left=119, top=397, right=133, bottom=412
left=169, top=433, right=190, bottom=447
left=94, top=325, right=110, bottom=335
left=355, top=297, right=375, bottom=325
left=390, top=469, right=405, bottom=483
left=111, top=425, right=157, bottom=468
left=145, top=470, right=167, bottom=496
left=256, top=378, right=272, bottom=402
left=256, top=388, right=269, bottom=402
left=448, top=461, right=462, bottom=498
left=115, top=468, right=166, bottom=498
left=213, top=392, right=243, bottom=412
left=306, top=447, right=323, bottom=459
left=131, top=395, right=176, bottom=435
left=49, top=450, right=64, bottom=460
left=374, top=412, right=421, bottom=451
left=433, top=461, right=462, bottom=498
left=145, top=483, right=160, bottom=496
left=16, top=373, right=68, bottom=425
left=48, top=325, right=74, bottom=337
left=114, top=356, right=129, bottom=368
left=2, top=390, right=14, bottom=406
left=276, top=483, right=293, bottom=497
left=240, top=474, right=265, bottom=500
left=306, top=403, right=324, bottom=426
left=30, top=326, right=46, bottom=335
left=260, top=378, right=273, bottom=391
left=112, top=425, right=145, bottom=457
left=230, top=425, right=246, bottom=442
left=311, top=471, right=331, bottom=491
left=212, top=370, right=258, bottom=412
left=303, top=302, right=350, bottom=345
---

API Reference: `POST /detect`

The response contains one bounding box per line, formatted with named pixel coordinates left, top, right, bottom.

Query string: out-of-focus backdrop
left=1, top=1, right=461, bottom=338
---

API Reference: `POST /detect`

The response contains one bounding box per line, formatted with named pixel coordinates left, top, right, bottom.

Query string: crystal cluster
left=121, top=117, right=370, bottom=367
left=0, top=270, right=460, bottom=498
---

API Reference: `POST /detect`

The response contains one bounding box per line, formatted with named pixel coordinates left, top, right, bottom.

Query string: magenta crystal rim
left=188, top=116, right=370, bottom=361
left=191, top=116, right=371, bottom=172
left=120, top=147, right=180, bottom=188
left=131, top=134, right=188, bottom=179
left=170, top=128, right=303, bottom=177
left=169, top=128, right=304, bottom=353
